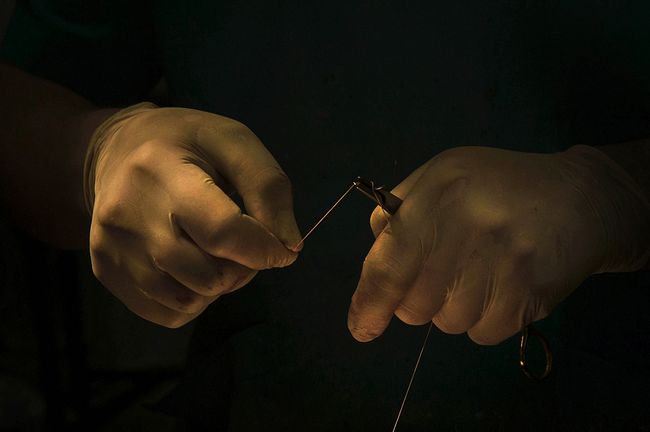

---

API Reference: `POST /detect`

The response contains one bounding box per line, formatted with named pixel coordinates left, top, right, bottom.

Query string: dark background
left=1, top=1, right=650, bottom=430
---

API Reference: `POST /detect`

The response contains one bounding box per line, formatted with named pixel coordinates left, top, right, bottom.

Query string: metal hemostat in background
left=294, top=176, right=553, bottom=430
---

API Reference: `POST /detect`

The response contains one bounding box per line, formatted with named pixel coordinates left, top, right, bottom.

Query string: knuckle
left=173, top=291, right=207, bottom=314
left=364, top=253, right=405, bottom=285
left=150, top=276, right=208, bottom=314
left=231, top=269, right=258, bottom=292
left=89, top=226, right=107, bottom=254
left=203, top=266, right=228, bottom=294
left=221, top=121, right=258, bottom=144
left=360, top=267, right=397, bottom=301
left=204, top=265, right=254, bottom=295
left=467, top=330, right=497, bottom=346
left=189, top=260, right=257, bottom=296
left=509, top=238, right=537, bottom=262
left=123, top=288, right=199, bottom=329
left=94, top=199, right=128, bottom=228
left=463, top=197, right=511, bottom=234
left=203, top=283, right=226, bottom=297
left=161, top=313, right=194, bottom=329
left=126, top=140, right=162, bottom=173
left=395, top=303, right=431, bottom=326
left=260, top=167, right=292, bottom=192
left=467, top=317, right=519, bottom=346
left=432, top=309, right=467, bottom=334
left=479, top=212, right=510, bottom=235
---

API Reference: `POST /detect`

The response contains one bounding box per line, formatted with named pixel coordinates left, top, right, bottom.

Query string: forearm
left=0, top=63, right=117, bottom=248
left=597, top=140, right=650, bottom=205
left=591, top=140, right=650, bottom=271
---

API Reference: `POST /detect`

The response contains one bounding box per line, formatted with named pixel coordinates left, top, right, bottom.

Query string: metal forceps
left=353, top=177, right=553, bottom=381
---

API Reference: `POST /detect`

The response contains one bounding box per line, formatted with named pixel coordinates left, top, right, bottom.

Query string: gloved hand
left=84, top=103, right=301, bottom=328
left=348, top=145, right=650, bottom=344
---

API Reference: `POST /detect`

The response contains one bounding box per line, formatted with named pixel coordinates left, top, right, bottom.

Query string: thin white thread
left=293, top=183, right=356, bottom=249
left=293, top=180, right=432, bottom=432
left=391, top=322, right=433, bottom=432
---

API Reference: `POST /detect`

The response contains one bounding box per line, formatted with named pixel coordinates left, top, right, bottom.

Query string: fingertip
left=275, top=249, right=299, bottom=268
left=280, top=230, right=303, bottom=253
left=270, top=207, right=303, bottom=252
left=284, top=217, right=303, bottom=241
left=269, top=209, right=303, bottom=251
left=260, top=232, right=301, bottom=268
left=349, top=326, right=381, bottom=343
left=347, top=315, right=383, bottom=342
left=347, top=299, right=387, bottom=343
left=286, top=231, right=304, bottom=253
left=287, top=242, right=303, bottom=253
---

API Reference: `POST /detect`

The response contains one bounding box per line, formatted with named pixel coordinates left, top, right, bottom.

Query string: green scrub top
left=3, top=1, right=650, bottom=430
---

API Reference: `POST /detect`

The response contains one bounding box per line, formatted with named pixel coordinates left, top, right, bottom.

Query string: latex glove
left=348, top=145, right=650, bottom=344
left=84, top=103, right=301, bottom=328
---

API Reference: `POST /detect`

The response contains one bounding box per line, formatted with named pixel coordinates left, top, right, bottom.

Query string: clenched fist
left=85, top=103, right=301, bottom=328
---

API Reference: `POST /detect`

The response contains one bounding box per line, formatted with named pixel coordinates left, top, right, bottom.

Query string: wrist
left=82, top=102, right=158, bottom=215
left=65, top=108, right=119, bottom=218
left=560, top=145, right=650, bottom=273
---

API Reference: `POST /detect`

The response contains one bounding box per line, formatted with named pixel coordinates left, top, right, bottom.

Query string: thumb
left=194, top=117, right=302, bottom=249
left=241, top=166, right=303, bottom=250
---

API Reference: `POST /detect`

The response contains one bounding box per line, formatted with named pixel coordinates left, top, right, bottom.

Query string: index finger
left=169, top=162, right=298, bottom=270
